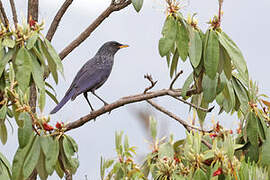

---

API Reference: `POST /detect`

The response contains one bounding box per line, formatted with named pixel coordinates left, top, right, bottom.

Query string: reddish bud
left=174, top=156, right=180, bottom=164
left=43, top=122, right=54, bottom=131
left=163, top=157, right=168, bottom=161
left=56, top=122, right=64, bottom=129
left=215, top=122, right=221, bottom=132
left=229, top=130, right=233, bottom=134
left=213, top=168, right=223, bottom=176
left=209, top=133, right=218, bottom=138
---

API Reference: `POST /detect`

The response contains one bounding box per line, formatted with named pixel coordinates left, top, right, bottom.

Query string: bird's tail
left=50, top=88, right=76, bottom=114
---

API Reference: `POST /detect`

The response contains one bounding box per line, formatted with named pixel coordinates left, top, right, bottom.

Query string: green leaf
left=232, top=77, right=249, bottom=113
left=2, top=37, right=15, bottom=48
left=246, top=112, right=258, bottom=147
left=193, top=168, right=207, bottom=180
left=218, top=32, right=248, bottom=81
left=15, top=47, right=32, bottom=93
left=36, top=151, right=48, bottom=180
left=216, top=72, right=226, bottom=95
left=124, top=135, right=129, bottom=152
left=45, top=89, right=59, bottom=104
left=261, top=128, right=270, bottom=165
left=26, top=32, right=38, bottom=50
left=181, top=73, right=193, bottom=97
left=170, top=48, right=179, bottom=78
left=66, top=135, right=78, bottom=153
left=220, top=46, right=232, bottom=80
left=197, top=96, right=209, bottom=124
left=0, top=49, right=15, bottom=77
left=227, top=80, right=235, bottom=111
left=202, top=74, right=218, bottom=103
left=159, top=16, right=177, bottom=57
left=31, top=46, right=46, bottom=67
left=189, top=29, right=202, bottom=68
left=0, top=105, right=7, bottom=121
left=44, top=39, right=64, bottom=75
left=62, top=136, right=79, bottom=173
left=44, top=137, right=59, bottom=175
left=31, top=54, right=45, bottom=91
left=158, top=142, right=174, bottom=159
left=39, top=88, right=46, bottom=112
left=12, top=133, right=35, bottom=180
left=38, top=38, right=58, bottom=84
left=0, top=152, right=11, bottom=179
left=204, top=30, right=219, bottom=79
left=0, top=123, right=7, bottom=145
left=176, top=21, right=189, bottom=61
left=131, top=0, right=143, bottom=12
left=149, top=116, right=157, bottom=140
left=55, top=161, right=64, bottom=178
left=23, top=136, right=41, bottom=179
left=18, top=112, right=33, bottom=149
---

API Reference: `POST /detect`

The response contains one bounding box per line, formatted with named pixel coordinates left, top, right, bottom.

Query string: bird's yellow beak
left=119, top=45, right=129, bottom=48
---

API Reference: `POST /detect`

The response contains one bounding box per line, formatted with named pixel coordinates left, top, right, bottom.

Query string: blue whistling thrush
left=50, top=41, right=128, bottom=114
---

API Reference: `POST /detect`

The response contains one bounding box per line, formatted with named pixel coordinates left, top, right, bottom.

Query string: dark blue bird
left=50, top=41, right=128, bottom=114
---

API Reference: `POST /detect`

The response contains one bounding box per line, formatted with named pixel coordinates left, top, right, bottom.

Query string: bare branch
left=0, top=1, right=9, bottom=27
left=59, top=0, right=132, bottom=60
left=46, top=0, right=74, bottom=41
left=169, top=70, right=183, bottom=89
left=169, top=95, right=214, bottom=113
left=28, top=0, right=39, bottom=21
left=146, top=99, right=212, bottom=133
left=64, top=88, right=198, bottom=132
left=9, top=0, right=18, bottom=29
left=144, top=74, right=157, bottom=93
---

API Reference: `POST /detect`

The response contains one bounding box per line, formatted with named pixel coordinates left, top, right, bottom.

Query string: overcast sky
left=1, top=0, right=270, bottom=179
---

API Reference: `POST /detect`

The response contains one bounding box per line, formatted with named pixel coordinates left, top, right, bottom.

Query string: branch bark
left=46, top=0, right=74, bottom=41
left=0, top=1, right=9, bottom=27
left=65, top=88, right=196, bottom=132
left=9, top=0, right=18, bottom=29
left=59, top=0, right=132, bottom=60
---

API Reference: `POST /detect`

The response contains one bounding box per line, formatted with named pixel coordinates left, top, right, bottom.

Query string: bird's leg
left=83, top=92, right=94, bottom=111
left=92, top=91, right=109, bottom=106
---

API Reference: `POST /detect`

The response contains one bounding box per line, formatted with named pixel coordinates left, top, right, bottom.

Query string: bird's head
left=96, top=41, right=129, bottom=56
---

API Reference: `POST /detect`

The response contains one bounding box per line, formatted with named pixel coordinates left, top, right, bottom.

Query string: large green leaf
left=0, top=123, right=7, bottom=145
left=227, top=80, right=236, bottom=111
left=36, top=151, right=48, bottom=180
left=15, top=47, right=32, bottom=93
left=2, top=37, right=15, bottom=48
left=202, top=74, right=218, bottom=103
left=232, top=77, right=249, bottom=113
left=220, top=46, right=232, bottom=80
left=18, top=112, right=33, bottom=149
left=0, top=152, right=11, bottom=179
left=44, top=39, right=64, bottom=75
left=31, top=54, right=45, bottom=91
left=44, top=138, right=59, bottom=175
left=189, top=29, right=202, bottom=68
left=0, top=49, right=15, bottom=77
left=39, top=88, right=46, bottom=112
left=204, top=30, right=219, bottom=79
left=62, top=136, right=79, bottom=174
left=170, top=48, right=179, bottom=78
left=261, top=128, right=270, bottom=166
left=246, top=112, right=258, bottom=147
left=23, top=136, right=41, bottom=179
left=38, top=38, right=58, bottom=84
left=218, top=32, right=248, bottom=82
left=176, top=21, right=189, bottom=61
left=12, top=133, right=35, bottom=180
left=26, top=32, right=38, bottom=50
left=158, top=16, right=177, bottom=57
left=197, top=95, right=209, bottom=124
left=181, top=73, right=193, bottom=97
left=131, top=0, right=143, bottom=12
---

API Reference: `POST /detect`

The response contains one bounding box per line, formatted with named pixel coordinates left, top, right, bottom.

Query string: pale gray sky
left=1, top=0, right=270, bottom=179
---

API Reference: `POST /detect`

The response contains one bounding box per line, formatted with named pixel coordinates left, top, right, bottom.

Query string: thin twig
left=64, top=88, right=198, bottom=132
left=59, top=0, right=132, bottom=60
left=147, top=99, right=212, bottom=133
left=0, top=1, right=9, bottom=27
left=46, top=0, right=74, bottom=41
left=9, top=0, right=18, bottom=29
left=27, top=0, right=39, bottom=21
left=169, top=95, right=214, bottom=113
left=144, top=74, right=157, bottom=93
left=169, top=70, right=183, bottom=89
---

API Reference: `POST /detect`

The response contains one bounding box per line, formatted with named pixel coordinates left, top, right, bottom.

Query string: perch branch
left=59, top=0, right=132, bottom=60
left=9, top=0, right=18, bottom=29
left=46, top=0, right=74, bottom=41
left=0, top=1, right=9, bottom=27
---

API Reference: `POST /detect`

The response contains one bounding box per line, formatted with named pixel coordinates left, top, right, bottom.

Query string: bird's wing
left=71, top=66, right=111, bottom=100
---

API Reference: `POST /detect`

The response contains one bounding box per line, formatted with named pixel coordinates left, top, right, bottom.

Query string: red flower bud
left=43, top=122, right=54, bottom=131
left=209, top=133, right=218, bottom=138
left=56, top=122, right=64, bottom=129
left=213, top=168, right=223, bottom=176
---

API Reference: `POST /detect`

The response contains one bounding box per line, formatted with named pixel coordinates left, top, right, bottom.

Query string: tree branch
left=170, top=70, right=183, bottom=89
left=0, top=1, right=9, bottom=27
left=59, top=0, right=132, bottom=60
left=46, top=0, right=74, bottom=41
left=64, top=88, right=198, bottom=132
left=9, top=0, right=18, bottom=29
left=27, top=0, right=39, bottom=21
